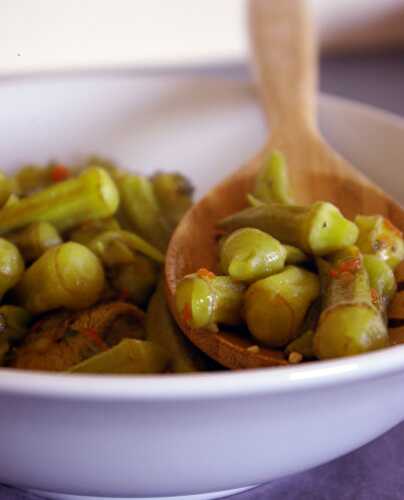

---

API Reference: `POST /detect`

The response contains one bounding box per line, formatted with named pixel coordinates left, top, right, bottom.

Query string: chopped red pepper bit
left=197, top=268, right=216, bottom=280
left=370, top=288, right=379, bottom=305
left=182, top=303, right=192, bottom=325
left=383, top=218, right=402, bottom=238
left=338, top=257, right=362, bottom=274
left=51, top=164, right=70, bottom=182
left=82, top=328, right=108, bottom=351
left=329, top=257, right=361, bottom=278
left=329, top=268, right=339, bottom=278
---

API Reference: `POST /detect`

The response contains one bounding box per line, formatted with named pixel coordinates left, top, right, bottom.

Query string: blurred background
left=1, top=0, right=403, bottom=116
left=1, top=0, right=404, bottom=74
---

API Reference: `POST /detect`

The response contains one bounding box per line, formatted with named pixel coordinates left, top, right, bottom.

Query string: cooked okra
left=355, top=215, right=404, bottom=269
left=244, top=266, right=320, bottom=347
left=69, top=339, right=169, bottom=374
left=176, top=272, right=246, bottom=331
left=118, top=174, right=171, bottom=250
left=146, top=279, right=207, bottom=373
left=0, top=239, right=25, bottom=300
left=8, top=222, right=62, bottom=261
left=0, top=157, right=196, bottom=373
left=0, top=167, right=119, bottom=235
left=176, top=150, right=404, bottom=363
left=1, top=149, right=403, bottom=373
left=17, top=242, right=105, bottom=314
left=220, top=228, right=287, bottom=282
left=219, top=201, right=359, bottom=256
left=252, top=150, right=293, bottom=205
left=313, top=247, right=389, bottom=359
left=111, top=255, right=159, bottom=307
left=151, top=172, right=194, bottom=229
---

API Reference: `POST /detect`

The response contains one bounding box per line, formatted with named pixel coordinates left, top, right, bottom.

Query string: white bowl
left=1, top=75, right=404, bottom=500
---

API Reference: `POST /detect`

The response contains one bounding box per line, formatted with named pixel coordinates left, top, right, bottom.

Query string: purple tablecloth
left=1, top=53, right=404, bottom=500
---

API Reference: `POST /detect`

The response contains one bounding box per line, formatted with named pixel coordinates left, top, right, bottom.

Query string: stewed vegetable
left=176, top=151, right=404, bottom=362
left=1, top=149, right=403, bottom=374
left=220, top=228, right=287, bottom=282
left=0, top=157, right=197, bottom=374
left=176, top=272, right=246, bottom=331
left=244, top=266, right=320, bottom=348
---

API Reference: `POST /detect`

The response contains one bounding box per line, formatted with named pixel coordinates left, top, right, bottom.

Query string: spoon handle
left=248, top=0, right=317, bottom=132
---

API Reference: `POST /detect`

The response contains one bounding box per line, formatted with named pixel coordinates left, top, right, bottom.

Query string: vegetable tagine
left=176, top=151, right=404, bottom=363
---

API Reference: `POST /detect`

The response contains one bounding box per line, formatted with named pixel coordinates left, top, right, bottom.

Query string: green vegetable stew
left=0, top=157, right=205, bottom=374
left=1, top=151, right=402, bottom=374
left=176, top=151, right=404, bottom=363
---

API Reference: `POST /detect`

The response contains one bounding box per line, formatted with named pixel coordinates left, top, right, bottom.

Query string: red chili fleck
left=329, top=268, right=339, bottom=278
left=371, top=288, right=379, bottom=305
left=51, top=164, right=70, bottom=182
left=182, top=303, right=192, bottom=326
left=197, top=268, right=216, bottom=280
left=338, top=257, right=362, bottom=274
left=82, top=328, right=108, bottom=351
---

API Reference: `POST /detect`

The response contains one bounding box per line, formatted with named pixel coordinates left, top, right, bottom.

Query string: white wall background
left=1, top=0, right=404, bottom=76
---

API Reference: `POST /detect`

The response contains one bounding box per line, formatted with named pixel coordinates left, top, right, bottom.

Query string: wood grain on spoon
left=165, top=0, right=404, bottom=369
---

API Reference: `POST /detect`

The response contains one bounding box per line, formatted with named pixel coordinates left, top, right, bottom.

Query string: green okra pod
left=69, top=217, right=121, bottom=246
left=69, top=338, right=169, bottom=374
left=14, top=165, right=51, bottom=195
left=355, top=214, right=404, bottom=269
left=0, top=238, right=25, bottom=300
left=8, top=222, right=62, bottom=262
left=252, top=150, right=293, bottom=205
left=285, top=299, right=321, bottom=358
left=84, top=156, right=125, bottom=183
left=286, top=329, right=315, bottom=359
left=0, top=172, right=12, bottom=208
left=284, top=245, right=309, bottom=265
left=146, top=279, right=206, bottom=372
left=118, top=174, right=170, bottom=250
left=17, top=242, right=105, bottom=313
left=313, top=247, right=388, bottom=359
left=0, top=167, right=119, bottom=235
left=244, top=266, right=320, bottom=348
left=220, top=228, right=287, bottom=282
left=88, top=229, right=164, bottom=264
left=111, top=255, right=159, bottom=307
left=3, top=194, right=19, bottom=209
left=70, top=219, right=138, bottom=267
left=151, top=172, right=194, bottom=229
left=363, top=254, right=396, bottom=314
left=219, top=201, right=358, bottom=256
left=176, top=271, right=246, bottom=331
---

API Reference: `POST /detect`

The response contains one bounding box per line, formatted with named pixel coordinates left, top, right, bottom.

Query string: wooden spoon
left=165, top=0, right=404, bottom=369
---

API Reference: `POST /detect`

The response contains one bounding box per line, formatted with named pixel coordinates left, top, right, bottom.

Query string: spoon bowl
left=166, top=0, right=404, bottom=369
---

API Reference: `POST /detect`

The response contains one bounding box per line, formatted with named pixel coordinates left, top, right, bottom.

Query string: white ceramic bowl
left=1, top=75, right=404, bottom=500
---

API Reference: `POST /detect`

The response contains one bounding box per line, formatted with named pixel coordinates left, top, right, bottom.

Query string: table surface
left=1, top=52, right=404, bottom=500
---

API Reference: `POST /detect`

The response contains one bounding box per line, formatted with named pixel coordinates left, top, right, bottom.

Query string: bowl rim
left=1, top=81, right=404, bottom=402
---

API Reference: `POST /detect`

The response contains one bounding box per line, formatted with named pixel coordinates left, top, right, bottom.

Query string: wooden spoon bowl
left=165, top=0, right=404, bottom=369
